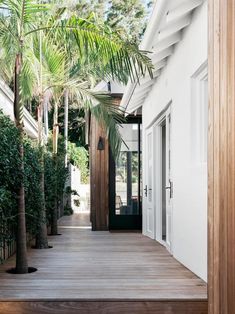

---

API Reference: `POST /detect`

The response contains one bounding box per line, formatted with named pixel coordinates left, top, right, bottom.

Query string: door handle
left=144, top=185, right=148, bottom=197
left=165, top=181, right=173, bottom=198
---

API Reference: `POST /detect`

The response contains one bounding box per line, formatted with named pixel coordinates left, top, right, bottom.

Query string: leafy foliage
left=44, top=134, right=68, bottom=225
left=68, top=142, right=89, bottom=184
left=63, top=205, right=73, bottom=216
left=0, top=110, right=41, bottom=259
left=23, top=139, right=42, bottom=235
left=0, top=110, right=20, bottom=260
left=106, top=0, right=146, bottom=41
left=0, top=111, right=67, bottom=262
left=59, top=0, right=153, bottom=42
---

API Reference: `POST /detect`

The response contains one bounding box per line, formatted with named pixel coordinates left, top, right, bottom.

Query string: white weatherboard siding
left=142, top=2, right=208, bottom=281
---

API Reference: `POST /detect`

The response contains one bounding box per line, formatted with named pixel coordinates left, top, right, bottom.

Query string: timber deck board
left=0, top=214, right=207, bottom=313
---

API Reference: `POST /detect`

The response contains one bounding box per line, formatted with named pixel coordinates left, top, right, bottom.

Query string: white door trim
left=143, top=103, right=173, bottom=253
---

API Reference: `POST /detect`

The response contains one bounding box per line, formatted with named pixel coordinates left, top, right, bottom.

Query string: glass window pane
left=115, top=123, right=140, bottom=215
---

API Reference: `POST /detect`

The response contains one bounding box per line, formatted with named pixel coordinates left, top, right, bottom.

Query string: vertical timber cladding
left=90, top=115, right=109, bottom=230
left=208, top=0, right=235, bottom=313
left=90, top=96, right=122, bottom=231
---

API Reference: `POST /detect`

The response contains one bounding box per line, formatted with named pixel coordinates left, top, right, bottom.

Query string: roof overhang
left=121, top=0, right=204, bottom=113
left=0, top=79, right=38, bottom=139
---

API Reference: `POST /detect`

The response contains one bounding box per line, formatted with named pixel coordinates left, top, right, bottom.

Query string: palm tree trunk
left=51, top=103, right=59, bottom=235
left=35, top=97, right=49, bottom=249
left=43, top=95, right=49, bottom=143
left=14, top=53, right=28, bottom=274
left=64, top=89, right=69, bottom=166
left=51, top=152, right=58, bottom=235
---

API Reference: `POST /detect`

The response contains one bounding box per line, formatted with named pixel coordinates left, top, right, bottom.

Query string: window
left=191, top=62, right=208, bottom=164
left=115, top=122, right=142, bottom=215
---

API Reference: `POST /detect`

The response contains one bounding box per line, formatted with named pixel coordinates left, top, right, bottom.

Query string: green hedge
left=45, top=135, right=68, bottom=222
left=0, top=110, right=67, bottom=261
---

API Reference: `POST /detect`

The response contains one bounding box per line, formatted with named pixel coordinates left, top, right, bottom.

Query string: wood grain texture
left=0, top=301, right=208, bottom=314
left=89, top=114, right=110, bottom=231
left=208, top=0, right=235, bottom=313
left=89, top=96, right=122, bottom=231
left=0, top=214, right=207, bottom=303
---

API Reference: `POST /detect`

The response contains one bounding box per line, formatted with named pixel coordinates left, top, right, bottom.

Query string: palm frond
left=91, top=101, right=126, bottom=158
left=20, top=52, right=37, bottom=101
left=55, top=80, right=126, bottom=157
left=25, top=15, right=153, bottom=84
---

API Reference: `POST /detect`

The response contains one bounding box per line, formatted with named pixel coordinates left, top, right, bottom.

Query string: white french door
left=144, top=106, right=173, bottom=252
left=165, top=108, right=173, bottom=252
left=144, top=128, right=155, bottom=239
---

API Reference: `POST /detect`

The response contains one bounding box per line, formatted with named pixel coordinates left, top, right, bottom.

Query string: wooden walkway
left=0, top=214, right=207, bottom=314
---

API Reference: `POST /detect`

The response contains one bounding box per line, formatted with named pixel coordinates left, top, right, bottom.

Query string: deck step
left=0, top=300, right=208, bottom=314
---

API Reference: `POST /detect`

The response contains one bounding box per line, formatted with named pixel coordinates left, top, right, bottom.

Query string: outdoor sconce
left=97, top=136, right=105, bottom=151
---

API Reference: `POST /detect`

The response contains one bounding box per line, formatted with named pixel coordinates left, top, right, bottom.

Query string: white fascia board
left=139, top=64, right=164, bottom=86
left=138, top=77, right=157, bottom=90
left=166, top=0, right=203, bottom=23
left=120, top=80, right=137, bottom=111
left=121, top=0, right=168, bottom=111
left=134, top=84, right=152, bottom=97
left=153, top=31, right=182, bottom=52
left=128, top=92, right=149, bottom=113
left=0, top=79, right=14, bottom=102
left=0, top=78, right=38, bottom=139
left=94, top=80, right=125, bottom=94
left=158, top=14, right=191, bottom=40
left=154, top=59, right=167, bottom=71
left=140, top=0, right=169, bottom=50
left=23, top=108, right=38, bottom=139
left=93, top=80, right=108, bottom=92
left=127, top=101, right=145, bottom=115
left=151, top=46, right=174, bottom=64
left=131, top=92, right=149, bottom=104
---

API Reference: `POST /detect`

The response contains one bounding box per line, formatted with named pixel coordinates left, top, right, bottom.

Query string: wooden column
left=89, top=115, right=109, bottom=231
left=89, top=95, right=122, bottom=231
left=208, top=0, right=235, bottom=313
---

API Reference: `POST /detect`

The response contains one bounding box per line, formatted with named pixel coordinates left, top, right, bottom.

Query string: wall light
left=97, top=136, right=105, bottom=151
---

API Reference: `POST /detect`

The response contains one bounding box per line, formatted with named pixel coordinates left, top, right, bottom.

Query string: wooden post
left=208, top=0, right=235, bottom=313
left=89, top=115, right=109, bottom=231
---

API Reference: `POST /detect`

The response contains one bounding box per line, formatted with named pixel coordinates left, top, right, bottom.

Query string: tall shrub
left=0, top=111, right=42, bottom=260
left=0, top=111, right=20, bottom=262
left=0, top=111, right=67, bottom=262
left=45, top=135, right=68, bottom=232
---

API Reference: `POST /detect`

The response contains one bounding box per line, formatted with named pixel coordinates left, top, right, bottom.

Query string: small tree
left=0, top=0, right=152, bottom=273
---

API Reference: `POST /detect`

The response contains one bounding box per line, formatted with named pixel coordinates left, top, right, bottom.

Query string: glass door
left=109, top=117, right=142, bottom=230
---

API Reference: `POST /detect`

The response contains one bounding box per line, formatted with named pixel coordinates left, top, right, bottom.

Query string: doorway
left=109, top=117, right=142, bottom=230
left=159, top=107, right=172, bottom=251
left=161, top=121, right=167, bottom=243
left=159, top=108, right=172, bottom=251
left=144, top=106, right=172, bottom=251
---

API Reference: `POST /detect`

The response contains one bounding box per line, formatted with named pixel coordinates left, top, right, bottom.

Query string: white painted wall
left=142, top=2, right=208, bottom=281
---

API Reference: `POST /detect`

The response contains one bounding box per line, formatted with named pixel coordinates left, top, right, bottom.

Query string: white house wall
left=142, top=2, right=208, bottom=281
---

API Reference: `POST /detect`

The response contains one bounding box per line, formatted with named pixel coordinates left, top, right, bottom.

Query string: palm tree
left=0, top=0, right=48, bottom=274
left=32, top=40, right=126, bottom=237
left=32, top=37, right=67, bottom=244
left=0, top=0, right=152, bottom=273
